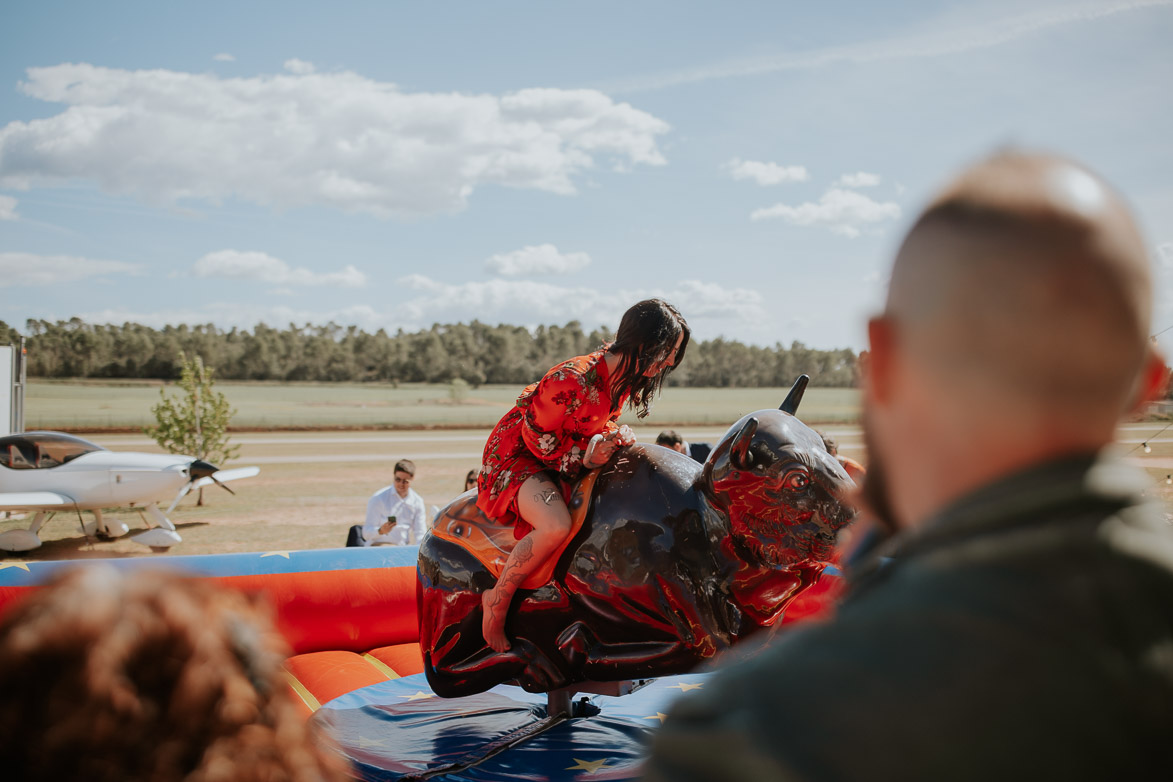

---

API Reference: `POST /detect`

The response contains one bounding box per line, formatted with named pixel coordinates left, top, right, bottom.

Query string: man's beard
left=860, top=406, right=900, bottom=536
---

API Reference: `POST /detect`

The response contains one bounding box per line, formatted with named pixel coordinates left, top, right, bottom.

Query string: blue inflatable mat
left=315, top=672, right=709, bottom=781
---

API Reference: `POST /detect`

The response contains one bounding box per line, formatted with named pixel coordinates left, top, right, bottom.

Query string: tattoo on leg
left=484, top=589, right=509, bottom=613
left=535, top=488, right=559, bottom=505
left=499, top=536, right=535, bottom=592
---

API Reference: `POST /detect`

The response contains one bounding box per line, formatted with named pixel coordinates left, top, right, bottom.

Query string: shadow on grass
left=6, top=521, right=211, bottom=561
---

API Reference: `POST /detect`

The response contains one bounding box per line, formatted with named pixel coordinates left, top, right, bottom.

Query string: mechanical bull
left=417, top=376, right=856, bottom=697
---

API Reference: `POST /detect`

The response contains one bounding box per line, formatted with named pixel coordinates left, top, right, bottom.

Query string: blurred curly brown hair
left=0, top=566, right=350, bottom=782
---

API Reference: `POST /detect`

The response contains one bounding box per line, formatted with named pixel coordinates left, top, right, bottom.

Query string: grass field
left=2, top=422, right=1169, bottom=563
left=24, top=379, right=863, bottom=431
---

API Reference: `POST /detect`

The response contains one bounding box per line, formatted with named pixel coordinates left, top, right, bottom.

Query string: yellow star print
left=669, top=682, right=704, bottom=692
left=0, top=561, right=31, bottom=571
left=399, top=691, right=433, bottom=701
left=261, top=551, right=292, bottom=559
left=566, top=758, right=609, bottom=773
left=644, top=712, right=668, bottom=723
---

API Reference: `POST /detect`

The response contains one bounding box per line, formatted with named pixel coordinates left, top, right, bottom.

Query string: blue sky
left=1, top=0, right=1171, bottom=350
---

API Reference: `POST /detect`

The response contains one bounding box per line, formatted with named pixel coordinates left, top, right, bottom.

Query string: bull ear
left=780, top=374, right=809, bottom=415
left=730, top=417, right=758, bottom=471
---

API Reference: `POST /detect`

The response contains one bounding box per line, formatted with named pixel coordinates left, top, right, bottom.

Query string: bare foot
left=481, top=589, right=511, bottom=652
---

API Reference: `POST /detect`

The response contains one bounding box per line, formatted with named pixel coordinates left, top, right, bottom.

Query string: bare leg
left=481, top=472, right=572, bottom=652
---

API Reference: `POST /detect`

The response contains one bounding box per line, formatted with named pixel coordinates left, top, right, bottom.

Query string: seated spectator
left=657, top=430, right=712, bottom=463
left=655, top=429, right=688, bottom=454
left=464, top=469, right=479, bottom=493
left=357, top=459, right=427, bottom=546
left=0, top=566, right=349, bottom=782
left=644, top=152, right=1172, bottom=780
left=687, top=441, right=712, bottom=463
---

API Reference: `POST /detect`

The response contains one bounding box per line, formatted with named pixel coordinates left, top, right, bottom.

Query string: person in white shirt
left=358, top=459, right=428, bottom=546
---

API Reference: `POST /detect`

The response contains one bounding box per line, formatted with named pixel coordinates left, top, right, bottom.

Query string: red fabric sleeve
left=519, top=370, right=582, bottom=465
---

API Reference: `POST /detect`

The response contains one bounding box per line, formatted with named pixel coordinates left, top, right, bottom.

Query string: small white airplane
left=0, top=431, right=259, bottom=552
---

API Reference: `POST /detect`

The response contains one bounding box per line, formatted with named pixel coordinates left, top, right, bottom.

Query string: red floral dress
left=477, top=348, right=627, bottom=538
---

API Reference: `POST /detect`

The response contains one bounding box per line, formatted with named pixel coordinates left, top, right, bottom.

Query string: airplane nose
left=188, top=459, right=219, bottom=480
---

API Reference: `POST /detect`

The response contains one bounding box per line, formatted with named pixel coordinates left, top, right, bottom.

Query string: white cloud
left=750, top=188, right=902, bottom=237
left=283, top=58, right=315, bottom=74
left=0, top=252, right=140, bottom=286
left=0, top=194, right=16, bottom=220
left=485, top=244, right=591, bottom=276
left=213, top=53, right=236, bottom=62
left=0, top=64, right=670, bottom=218
left=609, top=1, right=1173, bottom=93
left=192, top=250, right=366, bottom=287
left=835, top=171, right=881, bottom=188
left=395, top=275, right=766, bottom=328
left=725, top=158, right=808, bottom=186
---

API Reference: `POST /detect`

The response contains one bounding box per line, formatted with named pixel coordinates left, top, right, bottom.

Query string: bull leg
left=558, top=620, right=696, bottom=680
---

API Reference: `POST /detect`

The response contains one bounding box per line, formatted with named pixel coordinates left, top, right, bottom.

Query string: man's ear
left=1128, top=345, right=1170, bottom=414
left=865, top=316, right=896, bottom=406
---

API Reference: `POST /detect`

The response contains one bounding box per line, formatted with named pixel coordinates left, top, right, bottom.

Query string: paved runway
left=91, top=421, right=1173, bottom=468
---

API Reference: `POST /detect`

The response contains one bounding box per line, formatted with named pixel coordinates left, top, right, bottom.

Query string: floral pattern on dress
left=477, top=347, right=627, bottom=537
left=559, top=445, right=584, bottom=474
left=489, top=468, right=513, bottom=502
left=536, top=432, right=559, bottom=456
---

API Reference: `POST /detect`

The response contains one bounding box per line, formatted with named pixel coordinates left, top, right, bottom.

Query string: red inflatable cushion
left=282, top=642, right=426, bottom=717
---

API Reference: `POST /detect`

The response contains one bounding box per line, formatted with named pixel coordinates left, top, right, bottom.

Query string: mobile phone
left=386, top=515, right=397, bottom=528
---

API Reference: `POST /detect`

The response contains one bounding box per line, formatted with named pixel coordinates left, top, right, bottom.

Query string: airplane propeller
left=164, top=459, right=251, bottom=514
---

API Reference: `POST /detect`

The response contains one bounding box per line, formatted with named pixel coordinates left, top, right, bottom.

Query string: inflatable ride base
left=315, top=672, right=710, bottom=781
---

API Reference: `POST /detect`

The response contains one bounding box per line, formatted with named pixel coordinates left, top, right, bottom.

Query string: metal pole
left=15, top=336, right=25, bottom=433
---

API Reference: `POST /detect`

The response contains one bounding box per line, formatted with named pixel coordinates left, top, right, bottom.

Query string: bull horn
left=730, top=416, right=758, bottom=471
left=780, top=374, right=809, bottom=415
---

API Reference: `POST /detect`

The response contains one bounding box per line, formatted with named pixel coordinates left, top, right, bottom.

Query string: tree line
left=1, top=318, right=859, bottom=388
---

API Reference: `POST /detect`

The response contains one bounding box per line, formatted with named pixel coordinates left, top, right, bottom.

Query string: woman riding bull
left=477, top=298, right=689, bottom=651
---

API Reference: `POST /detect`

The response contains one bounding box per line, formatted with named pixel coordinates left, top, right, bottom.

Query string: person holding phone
left=360, top=459, right=428, bottom=546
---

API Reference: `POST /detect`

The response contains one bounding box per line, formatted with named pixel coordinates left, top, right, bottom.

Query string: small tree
left=146, top=352, right=239, bottom=506
left=448, top=377, right=470, bottom=404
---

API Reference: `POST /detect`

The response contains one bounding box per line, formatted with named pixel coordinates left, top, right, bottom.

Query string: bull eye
left=784, top=471, right=810, bottom=491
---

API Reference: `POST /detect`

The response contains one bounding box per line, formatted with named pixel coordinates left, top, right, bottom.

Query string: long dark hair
left=608, top=298, right=689, bottom=418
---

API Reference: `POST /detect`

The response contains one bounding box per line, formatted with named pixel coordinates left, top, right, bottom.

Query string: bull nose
left=188, top=459, right=219, bottom=480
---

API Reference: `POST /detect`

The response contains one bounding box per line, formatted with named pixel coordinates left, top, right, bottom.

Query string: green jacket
left=643, top=453, right=1173, bottom=781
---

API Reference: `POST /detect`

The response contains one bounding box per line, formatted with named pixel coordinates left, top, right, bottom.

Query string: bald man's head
left=886, top=152, right=1153, bottom=418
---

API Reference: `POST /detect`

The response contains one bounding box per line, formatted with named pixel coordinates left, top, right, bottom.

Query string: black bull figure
left=417, top=376, right=856, bottom=697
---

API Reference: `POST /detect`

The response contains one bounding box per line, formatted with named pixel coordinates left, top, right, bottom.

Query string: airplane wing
left=191, top=466, right=261, bottom=490
left=0, top=491, right=74, bottom=511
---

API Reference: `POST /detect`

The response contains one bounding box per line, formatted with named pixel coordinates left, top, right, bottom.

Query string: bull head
left=703, top=375, right=854, bottom=565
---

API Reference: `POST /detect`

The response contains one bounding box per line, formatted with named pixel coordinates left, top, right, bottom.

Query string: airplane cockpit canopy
left=0, top=432, right=107, bottom=470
